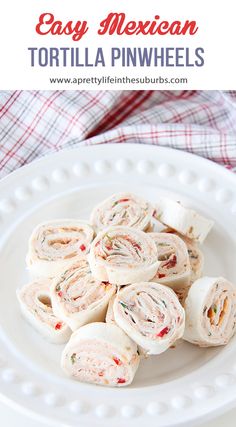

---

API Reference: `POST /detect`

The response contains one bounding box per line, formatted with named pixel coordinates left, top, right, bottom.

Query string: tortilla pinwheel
left=61, top=322, right=140, bottom=386
left=150, top=232, right=191, bottom=291
left=88, top=226, right=160, bottom=286
left=26, top=219, right=94, bottom=278
left=90, top=192, right=153, bottom=231
left=17, top=279, right=71, bottom=344
left=154, top=198, right=214, bottom=243
left=113, top=282, right=185, bottom=355
left=51, top=259, right=116, bottom=331
left=184, top=276, right=236, bottom=347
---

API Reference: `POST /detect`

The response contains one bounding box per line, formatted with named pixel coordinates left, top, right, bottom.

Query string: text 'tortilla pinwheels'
left=90, top=192, right=153, bottom=231
left=61, top=322, right=140, bottom=386
left=51, top=260, right=116, bottom=331
left=184, top=277, right=236, bottom=347
left=88, top=226, right=160, bottom=286
left=113, top=282, right=185, bottom=355
left=26, top=219, right=94, bottom=278
left=17, top=279, right=71, bottom=344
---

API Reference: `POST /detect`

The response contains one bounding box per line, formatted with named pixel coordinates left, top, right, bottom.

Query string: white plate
left=0, top=144, right=236, bottom=427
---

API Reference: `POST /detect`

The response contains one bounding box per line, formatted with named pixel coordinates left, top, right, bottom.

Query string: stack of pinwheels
left=17, top=193, right=236, bottom=387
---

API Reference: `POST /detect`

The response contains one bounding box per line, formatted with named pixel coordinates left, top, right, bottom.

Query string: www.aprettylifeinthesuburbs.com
left=49, top=75, right=188, bottom=85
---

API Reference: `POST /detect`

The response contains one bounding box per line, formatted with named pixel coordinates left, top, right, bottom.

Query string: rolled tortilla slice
left=154, top=198, right=214, bottom=243
left=17, top=279, right=71, bottom=344
left=159, top=228, right=204, bottom=284
left=90, top=192, right=153, bottom=231
left=151, top=216, right=171, bottom=233
left=150, top=232, right=191, bottom=292
left=105, top=294, right=116, bottom=324
left=51, top=260, right=116, bottom=331
left=61, top=322, right=140, bottom=387
left=184, top=276, right=236, bottom=347
left=88, top=226, right=160, bottom=286
left=113, top=282, right=185, bottom=355
left=26, top=219, right=94, bottom=278
left=184, top=239, right=204, bottom=283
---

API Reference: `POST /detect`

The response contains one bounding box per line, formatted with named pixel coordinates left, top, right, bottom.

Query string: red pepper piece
left=117, top=378, right=126, bottom=384
left=162, top=255, right=177, bottom=269
left=105, top=243, right=113, bottom=250
left=104, top=235, right=113, bottom=251
left=118, top=198, right=129, bottom=203
left=156, top=326, right=169, bottom=337
left=126, top=236, right=141, bottom=251
left=132, top=242, right=141, bottom=251
left=57, top=291, right=63, bottom=298
left=80, top=244, right=86, bottom=251
left=98, top=371, right=104, bottom=377
left=55, top=322, right=62, bottom=330
left=113, top=357, right=122, bottom=366
left=158, top=273, right=166, bottom=278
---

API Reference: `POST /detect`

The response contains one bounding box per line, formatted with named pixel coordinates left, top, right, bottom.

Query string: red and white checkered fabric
left=0, top=90, right=236, bottom=178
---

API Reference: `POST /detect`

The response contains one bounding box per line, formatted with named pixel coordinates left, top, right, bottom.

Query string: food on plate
left=88, top=226, right=160, bottom=285
left=90, top=192, right=153, bottom=231
left=184, top=276, right=236, bottom=347
left=17, top=279, right=71, bottom=344
left=184, top=238, right=204, bottom=283
left=61, top=322, right=140, bottom=386
left=113, top=282, right=185, bottom=355
left=159, top=228, right=204, bottom=283
left=16, top=188, right=235, bottom=388
left=26, top=219, right=94, bottom=278
left=105, top=294, right=117, bottom=324
left=154, top=198, right=214, bottom=243
left=51, top=259, right=116, bottom=331
left=150, top=232, right=191, bottom=290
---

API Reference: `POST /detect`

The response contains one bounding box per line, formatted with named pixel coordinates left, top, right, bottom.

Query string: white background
left=0, top=0, right=235, bottom=89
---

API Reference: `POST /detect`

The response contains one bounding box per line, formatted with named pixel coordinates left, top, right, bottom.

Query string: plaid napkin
left=0, top=90, right=236, bottom=178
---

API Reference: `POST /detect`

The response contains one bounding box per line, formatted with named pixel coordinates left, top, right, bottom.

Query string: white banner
left=0, top=0, right=235, bottom=89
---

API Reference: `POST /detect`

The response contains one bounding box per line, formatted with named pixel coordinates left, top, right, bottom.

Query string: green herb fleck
left=161, top=299, right=167, bottom=308
left=213, top=306, right=217, bottom=314
left=119, top=301, right=129, bottom=310
left=55, top=284, right=61, bottom=292
left=71, top=353, right=76, bottom=364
